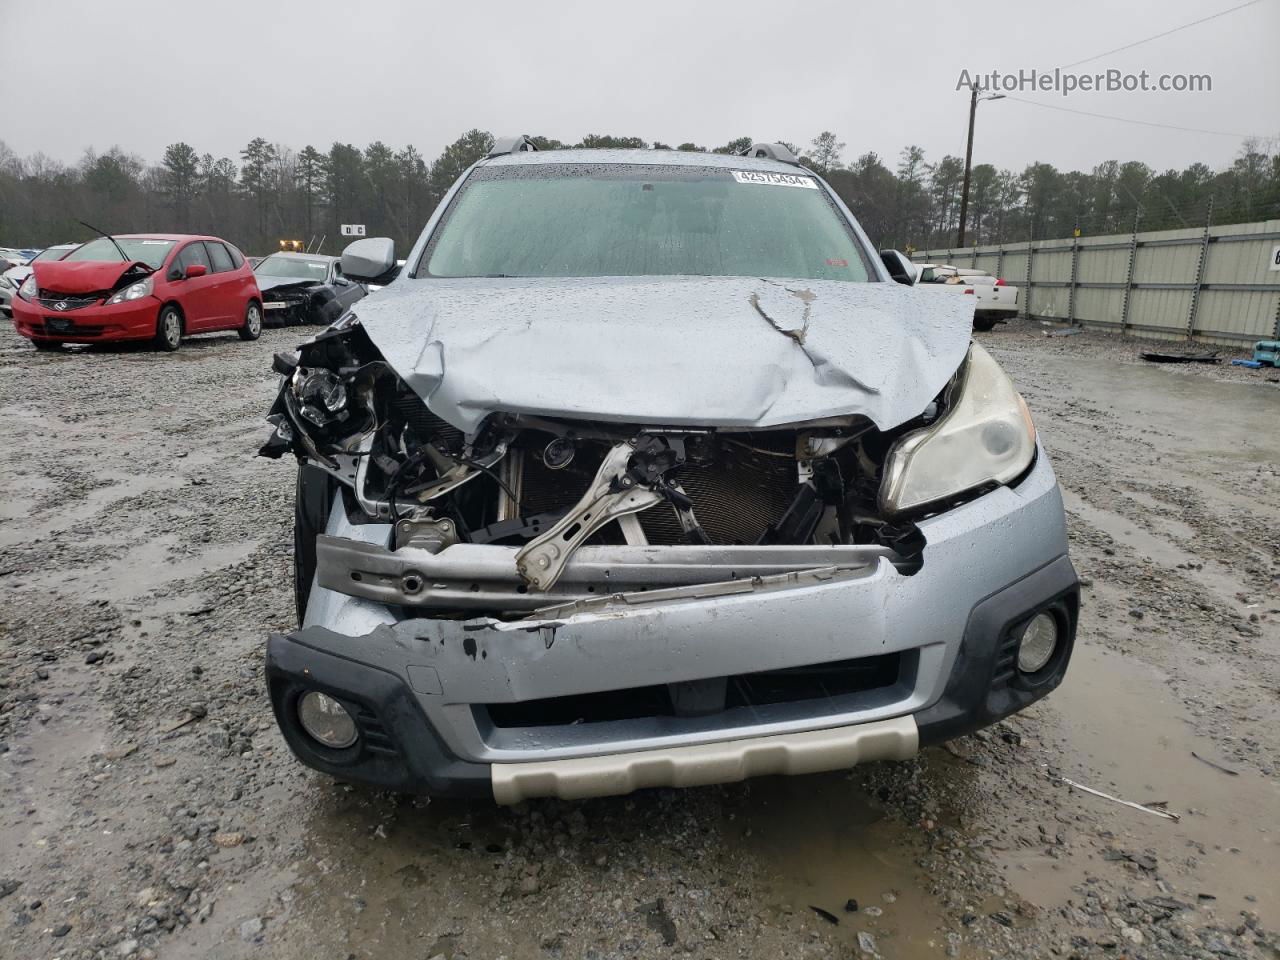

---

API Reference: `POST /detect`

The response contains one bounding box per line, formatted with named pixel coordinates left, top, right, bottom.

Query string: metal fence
left=914, top=217, right=1280, bottom=347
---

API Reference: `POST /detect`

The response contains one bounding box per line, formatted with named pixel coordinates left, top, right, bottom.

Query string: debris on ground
left=1057, top=775, right=1181, bottom=820
left=1140, top=350, right=1221, bottom=364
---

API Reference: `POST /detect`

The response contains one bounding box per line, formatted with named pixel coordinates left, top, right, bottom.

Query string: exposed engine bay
left=260, top=320, right=950, bottom=619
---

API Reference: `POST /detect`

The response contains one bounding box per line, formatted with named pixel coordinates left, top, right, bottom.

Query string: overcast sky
left=5, top=0, right=1277, bottom=175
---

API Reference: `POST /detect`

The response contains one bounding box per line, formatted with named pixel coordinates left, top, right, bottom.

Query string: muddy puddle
left=1061, top=489, right=1248, bottom=609
left=1038, top=354, right=1279, bottom=495
left=732, top=772, right=986, bottom=958
left=0, top=663, right=109, bottom=867
left=998, top=642, right=1279, bottom=926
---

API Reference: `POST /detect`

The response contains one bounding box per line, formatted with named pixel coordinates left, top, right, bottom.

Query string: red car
left=11, top=234, right=263, bottom=351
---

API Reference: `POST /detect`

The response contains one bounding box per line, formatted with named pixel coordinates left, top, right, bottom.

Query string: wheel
left=294, top=465, right=337, bottom=625
left=33, top=340, right=64, bottom=351
left=973, top=316, right=999, bottom=332
left=239, top=300, right=262, bottom=341
left=154, top=305, right=183, bottom=351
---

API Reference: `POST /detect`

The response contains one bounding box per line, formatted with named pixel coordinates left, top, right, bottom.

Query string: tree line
left=1, top=129, right=1276, bottom=256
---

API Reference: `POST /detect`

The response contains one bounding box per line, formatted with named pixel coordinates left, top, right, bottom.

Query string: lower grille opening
left=483, top=653, right=904, bottom=728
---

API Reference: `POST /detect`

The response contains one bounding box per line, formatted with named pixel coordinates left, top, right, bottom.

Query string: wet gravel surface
left=1, top=319, right=1277, bottom=960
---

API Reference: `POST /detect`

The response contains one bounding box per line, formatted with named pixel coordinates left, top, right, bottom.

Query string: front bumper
left=267, top=447, right=1077, bottom=801
left=261, top=299, right=309, bottom=326
left=11, top=296, right=161, bottom=342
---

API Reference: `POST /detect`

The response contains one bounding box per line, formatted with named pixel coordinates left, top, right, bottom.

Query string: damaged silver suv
left=260, top=139, right=1078, bottom=803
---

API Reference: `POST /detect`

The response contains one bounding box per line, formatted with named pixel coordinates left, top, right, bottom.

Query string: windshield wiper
left=77, top=219, right=132, bottom=263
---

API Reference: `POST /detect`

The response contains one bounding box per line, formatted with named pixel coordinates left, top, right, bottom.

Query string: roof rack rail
left=487, top=135, right=539, bottom=158
left=736, top=142, right=800, bottom=165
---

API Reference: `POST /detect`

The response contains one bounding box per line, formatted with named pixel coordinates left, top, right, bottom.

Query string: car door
left=223, top=242, right=260, bottom=313
left=204, top=241, right=240, bottom=329
left=170, top=242, right=219, bottom=331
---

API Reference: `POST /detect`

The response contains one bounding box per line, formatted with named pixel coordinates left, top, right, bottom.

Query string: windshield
left=256, top=256, right=330, bottom=280
left=65, top=237, right=175, bottom=269
left=420, top=163, right=873, bottom=282
left=32, top=246, right=75, bottom=262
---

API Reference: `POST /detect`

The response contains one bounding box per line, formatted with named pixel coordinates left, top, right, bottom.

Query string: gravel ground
left=1, top=318, right=1277, bottom=960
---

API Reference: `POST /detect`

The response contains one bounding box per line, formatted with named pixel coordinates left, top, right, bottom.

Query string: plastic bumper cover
left=11, top=297, right=161, bottom=342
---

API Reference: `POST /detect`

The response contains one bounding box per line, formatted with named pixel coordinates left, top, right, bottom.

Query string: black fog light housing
left=1016, top=611, right=1059, bottom=674
left=297, top=691, right=359, bottom=749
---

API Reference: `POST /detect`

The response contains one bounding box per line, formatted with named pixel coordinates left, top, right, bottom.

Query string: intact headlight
left=879, top=344, right=1036, bottom=514
left=17, top=274, right=37, bottom=301
left=0, top=275, right=14, bottom=290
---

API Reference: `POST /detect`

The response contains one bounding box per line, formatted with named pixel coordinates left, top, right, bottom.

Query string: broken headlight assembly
left=879, top=344, right=1035, bottom=515
left=292, top=368, right=349, bottom=427
left=17, top=274, right=36, bottom=301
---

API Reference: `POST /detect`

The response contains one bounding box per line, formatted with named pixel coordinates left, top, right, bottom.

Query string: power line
left=1058, top=0, right=1269, bottom=69
left=1002, top=95, right=1260, bottom=139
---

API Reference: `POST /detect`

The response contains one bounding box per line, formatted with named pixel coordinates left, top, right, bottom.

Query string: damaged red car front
left=11, top=234, right=263, bottom=351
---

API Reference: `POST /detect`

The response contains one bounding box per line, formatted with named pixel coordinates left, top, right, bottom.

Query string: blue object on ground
left=1253, top=340, right=1280, bottom=366
left=1231, top=359, right=1264, bottom=368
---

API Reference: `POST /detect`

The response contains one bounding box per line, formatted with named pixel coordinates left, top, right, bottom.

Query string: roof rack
left=487, top=135, right=539, bottom=158
left=737, top=142, right=800, bottom=165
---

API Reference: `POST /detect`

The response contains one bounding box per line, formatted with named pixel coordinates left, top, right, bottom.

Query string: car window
left=175, top=242, right=212, bottom=275
left=32, top=246, right=75, bottom=262
left=66, top=237, right=176, bottom=269
left=421, top=163, right=875, bottom=283
left=225, top=244, right=246, bottom=269
left=206, top=241, right=235, bottom=273
left=255, top=255, right=331, bottom=280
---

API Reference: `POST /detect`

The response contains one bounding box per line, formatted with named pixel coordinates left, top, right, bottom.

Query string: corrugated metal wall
left=914, top=218, right=1280, bottom=346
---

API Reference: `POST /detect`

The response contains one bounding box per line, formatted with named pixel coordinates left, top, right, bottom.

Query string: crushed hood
left=32, top=259, right=148, bottom=294
left=357, top=275, right=975, bottom=433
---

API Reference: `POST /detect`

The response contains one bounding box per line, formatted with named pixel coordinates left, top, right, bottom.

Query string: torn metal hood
left=33, top=259, right=149, bottom=294
left=357, top=275, right=975, bottom=433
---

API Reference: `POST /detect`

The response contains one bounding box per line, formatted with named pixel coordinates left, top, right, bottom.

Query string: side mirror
left=184, top=264, right=208, bottom=279
left=341, top=237, right=397, bottom=284
left=879, top=250, right=919, bottom=286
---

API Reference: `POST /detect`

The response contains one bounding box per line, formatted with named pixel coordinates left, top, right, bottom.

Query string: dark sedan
left=254, top=253, right=365, bottom=326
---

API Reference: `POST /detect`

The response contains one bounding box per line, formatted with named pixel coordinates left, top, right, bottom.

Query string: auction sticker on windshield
left=731, top=170, right=817, bottom=188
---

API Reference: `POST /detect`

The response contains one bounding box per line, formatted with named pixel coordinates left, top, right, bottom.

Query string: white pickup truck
left=879, top=252, right=1019, bottom=331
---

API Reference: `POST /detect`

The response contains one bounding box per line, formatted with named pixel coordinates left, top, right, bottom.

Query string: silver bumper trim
left=490, top=714, right=919, bottom=803
left=316, top=536, right=898, bottom=611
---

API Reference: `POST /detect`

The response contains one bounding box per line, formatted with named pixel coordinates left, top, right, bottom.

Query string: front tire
left=154, top=305, right=183, bottom=351
left=239, top=300, right=262, bottom=341
left=294, top=465, right=337, bottom=625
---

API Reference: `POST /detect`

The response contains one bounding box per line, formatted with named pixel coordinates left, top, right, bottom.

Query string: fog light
left=297, top=691, right=358, bottom=749
left=1016, top=612, right=1058, bottom=674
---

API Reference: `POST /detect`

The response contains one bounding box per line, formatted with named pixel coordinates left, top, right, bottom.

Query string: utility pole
left=957, top=87, right=1004, bottom=248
